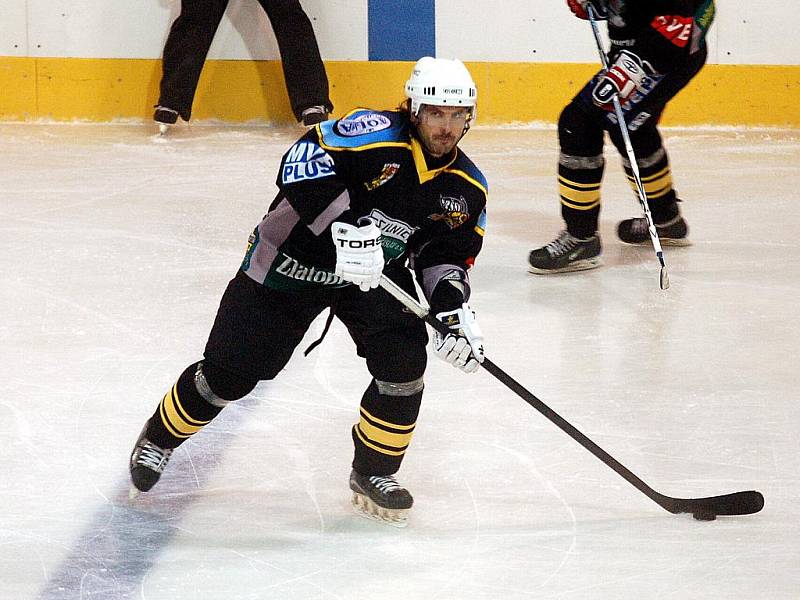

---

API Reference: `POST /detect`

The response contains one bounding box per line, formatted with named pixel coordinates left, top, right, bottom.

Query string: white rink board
left=0, top=0, right=797, bottom=64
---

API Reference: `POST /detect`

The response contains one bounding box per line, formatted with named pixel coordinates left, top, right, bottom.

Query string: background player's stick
left=587, top=5, right=670, bottom=290
left=378, top=274, right=764, bottom=519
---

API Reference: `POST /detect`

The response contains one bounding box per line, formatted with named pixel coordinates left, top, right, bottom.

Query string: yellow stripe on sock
left=360, top=407, right=416, bottom=431
left=171, top=384, right=210, bottom=427
left=357, top=417, right=415, bottom=450
left=639, top=166, right=671, bottom=183
left=160, top=384, right=208, bottom=437
left=354, top=425, right=407, bottom=457
left=628, top=170, right=673, bottom=198
left=159, top=396, right=190, bottom=439
left=559, top=176, right=601, bottom=210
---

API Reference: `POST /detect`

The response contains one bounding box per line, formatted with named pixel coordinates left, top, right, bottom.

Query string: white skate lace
left=545, top=230, right=579, bottom=257
left=135, top=443, right=172, bottom=473
left=369, top=475, right=403, bottom=494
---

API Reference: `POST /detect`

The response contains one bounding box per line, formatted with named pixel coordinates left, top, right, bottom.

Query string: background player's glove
left=566, top=0, right=607, bottom=20
left=592, top=50, right=654, bottom=107
left=432, top=304, right=484, bottom=374
left=331, top=220, right=384, bottom=292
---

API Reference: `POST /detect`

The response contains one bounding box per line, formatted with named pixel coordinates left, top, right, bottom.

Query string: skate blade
left=660, top=237, right=692, bottom=247
left=158, top=123, right=170, bottom=136
left=350, top=492, right=409, bottom=528
left=128, top=486, right=141, bottom=500
left=619, top=238, right=692, bottom=247
left=528, top=257, right=603, bottom=275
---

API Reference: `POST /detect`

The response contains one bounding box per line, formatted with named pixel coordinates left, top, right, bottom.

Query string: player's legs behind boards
left=350, top=377, right=424, bottom=527
left=129, top=360, right=256, bottom=495
left=529, top=102, right=604, bottom=274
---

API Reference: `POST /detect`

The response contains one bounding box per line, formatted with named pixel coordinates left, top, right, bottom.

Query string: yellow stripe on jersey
left=410, top=137, right=458, bottom=184
left=445, top=168, right=489, bottom=196
left=559, top=175, right=601, bottom=210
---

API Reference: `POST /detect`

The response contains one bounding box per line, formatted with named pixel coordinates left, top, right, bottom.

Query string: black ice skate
left=617, top=215, right=691, bottom=246
left=129, top=426, right=173, bottom=496
left=300, top=105, right=329, bottom=127
left=349, top=470, right=413, bottom=527
left=153, top=106, right=180, bottom=135
left=528, top=230, right=602, bottom=274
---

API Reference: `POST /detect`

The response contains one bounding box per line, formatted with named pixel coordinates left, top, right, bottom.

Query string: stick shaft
left=587, top=6, right=669, bottom=286
left=378, top=274, right=764, bottom=516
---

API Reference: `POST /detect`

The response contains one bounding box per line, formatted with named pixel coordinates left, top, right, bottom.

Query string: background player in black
left=130, top=57, right=488, bottom=527
left=528, top=0, right=715, bottom=274
left=153, top=0, right=333, bottom=133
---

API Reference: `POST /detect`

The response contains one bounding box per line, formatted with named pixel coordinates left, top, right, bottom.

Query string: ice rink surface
left=1, top=121, right=798, bottom=599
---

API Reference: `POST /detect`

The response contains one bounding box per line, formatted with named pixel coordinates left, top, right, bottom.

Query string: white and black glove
left=566, top=0, right=607, bottom=20
left=432, top=304, right=484, bottom=374
left=592, top=50, right=654, bottom=107
left=331, top=220, right=384, bottom=292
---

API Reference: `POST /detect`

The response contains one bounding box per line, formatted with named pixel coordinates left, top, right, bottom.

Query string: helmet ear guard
left=404, top=57, right=477, bottom=126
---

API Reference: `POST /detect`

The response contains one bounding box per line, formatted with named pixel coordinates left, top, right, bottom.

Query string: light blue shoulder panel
left=319, top=109, right=408, bottom=150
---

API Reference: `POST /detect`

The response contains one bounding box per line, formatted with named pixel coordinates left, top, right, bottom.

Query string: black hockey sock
left=144, top=362, right=225, bottom=449
left=558, top=155, right=604, bottom=240
left=352, top=378, right=423, bottom=476
left=623, top=148, right=680, bottom=223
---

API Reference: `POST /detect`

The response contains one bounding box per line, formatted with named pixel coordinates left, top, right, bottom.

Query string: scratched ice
left=1, top=122, right=798, bottom=599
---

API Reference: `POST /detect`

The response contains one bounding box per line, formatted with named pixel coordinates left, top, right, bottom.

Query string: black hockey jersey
left=241, top=108, right=488, bottom=306
left=605, top=0, right=715, bottom=72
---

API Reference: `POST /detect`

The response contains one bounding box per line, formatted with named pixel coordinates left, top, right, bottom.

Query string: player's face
left=414, top=105, right=470, bottom=157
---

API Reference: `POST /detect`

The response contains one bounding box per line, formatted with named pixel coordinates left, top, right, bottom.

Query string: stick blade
left=667, top=490, right=764, bottom=516
left=660, top=266, right=670, bottom=290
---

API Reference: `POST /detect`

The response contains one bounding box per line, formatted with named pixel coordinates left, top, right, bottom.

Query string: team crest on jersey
left=281, top=141, right=335, bottom=184
left=336, top=113, right=392, bottom=137
left=364, top=163, right=400, bottom=191
left=429, top=195, right=469, bottom=229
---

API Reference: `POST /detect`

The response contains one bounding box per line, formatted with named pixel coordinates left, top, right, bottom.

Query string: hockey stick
left=379, top=274, right=764, bottom=519
left=587, top=5, right=670, bottom=290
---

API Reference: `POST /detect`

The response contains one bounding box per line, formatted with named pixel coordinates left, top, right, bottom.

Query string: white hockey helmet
left=404, top=57, right=477, bottom=118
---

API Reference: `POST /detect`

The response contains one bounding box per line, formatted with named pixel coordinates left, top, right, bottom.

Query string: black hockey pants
left=158, top=0, right=331, bottom=120
left=202, top=268, right=429, bottom=475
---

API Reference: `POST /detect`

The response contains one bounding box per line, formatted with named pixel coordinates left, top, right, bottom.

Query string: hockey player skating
left=528, top=0, right=715, bottom=274
left=129, top=57, right=488, bottom=527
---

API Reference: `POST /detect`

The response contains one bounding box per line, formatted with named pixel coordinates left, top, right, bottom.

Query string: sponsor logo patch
left=336, top=113, right=392, bottom=137
left=651, top=15, right=693, bottom=48
left=275, top=253, right=344, bottom=285
left=281, top=141, right=335, bottom=184
left=363, top=209, right=418, bottom=260
left=429, top=195, right=470, bottom=229
left=628, top=111, right=652, bottom=131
